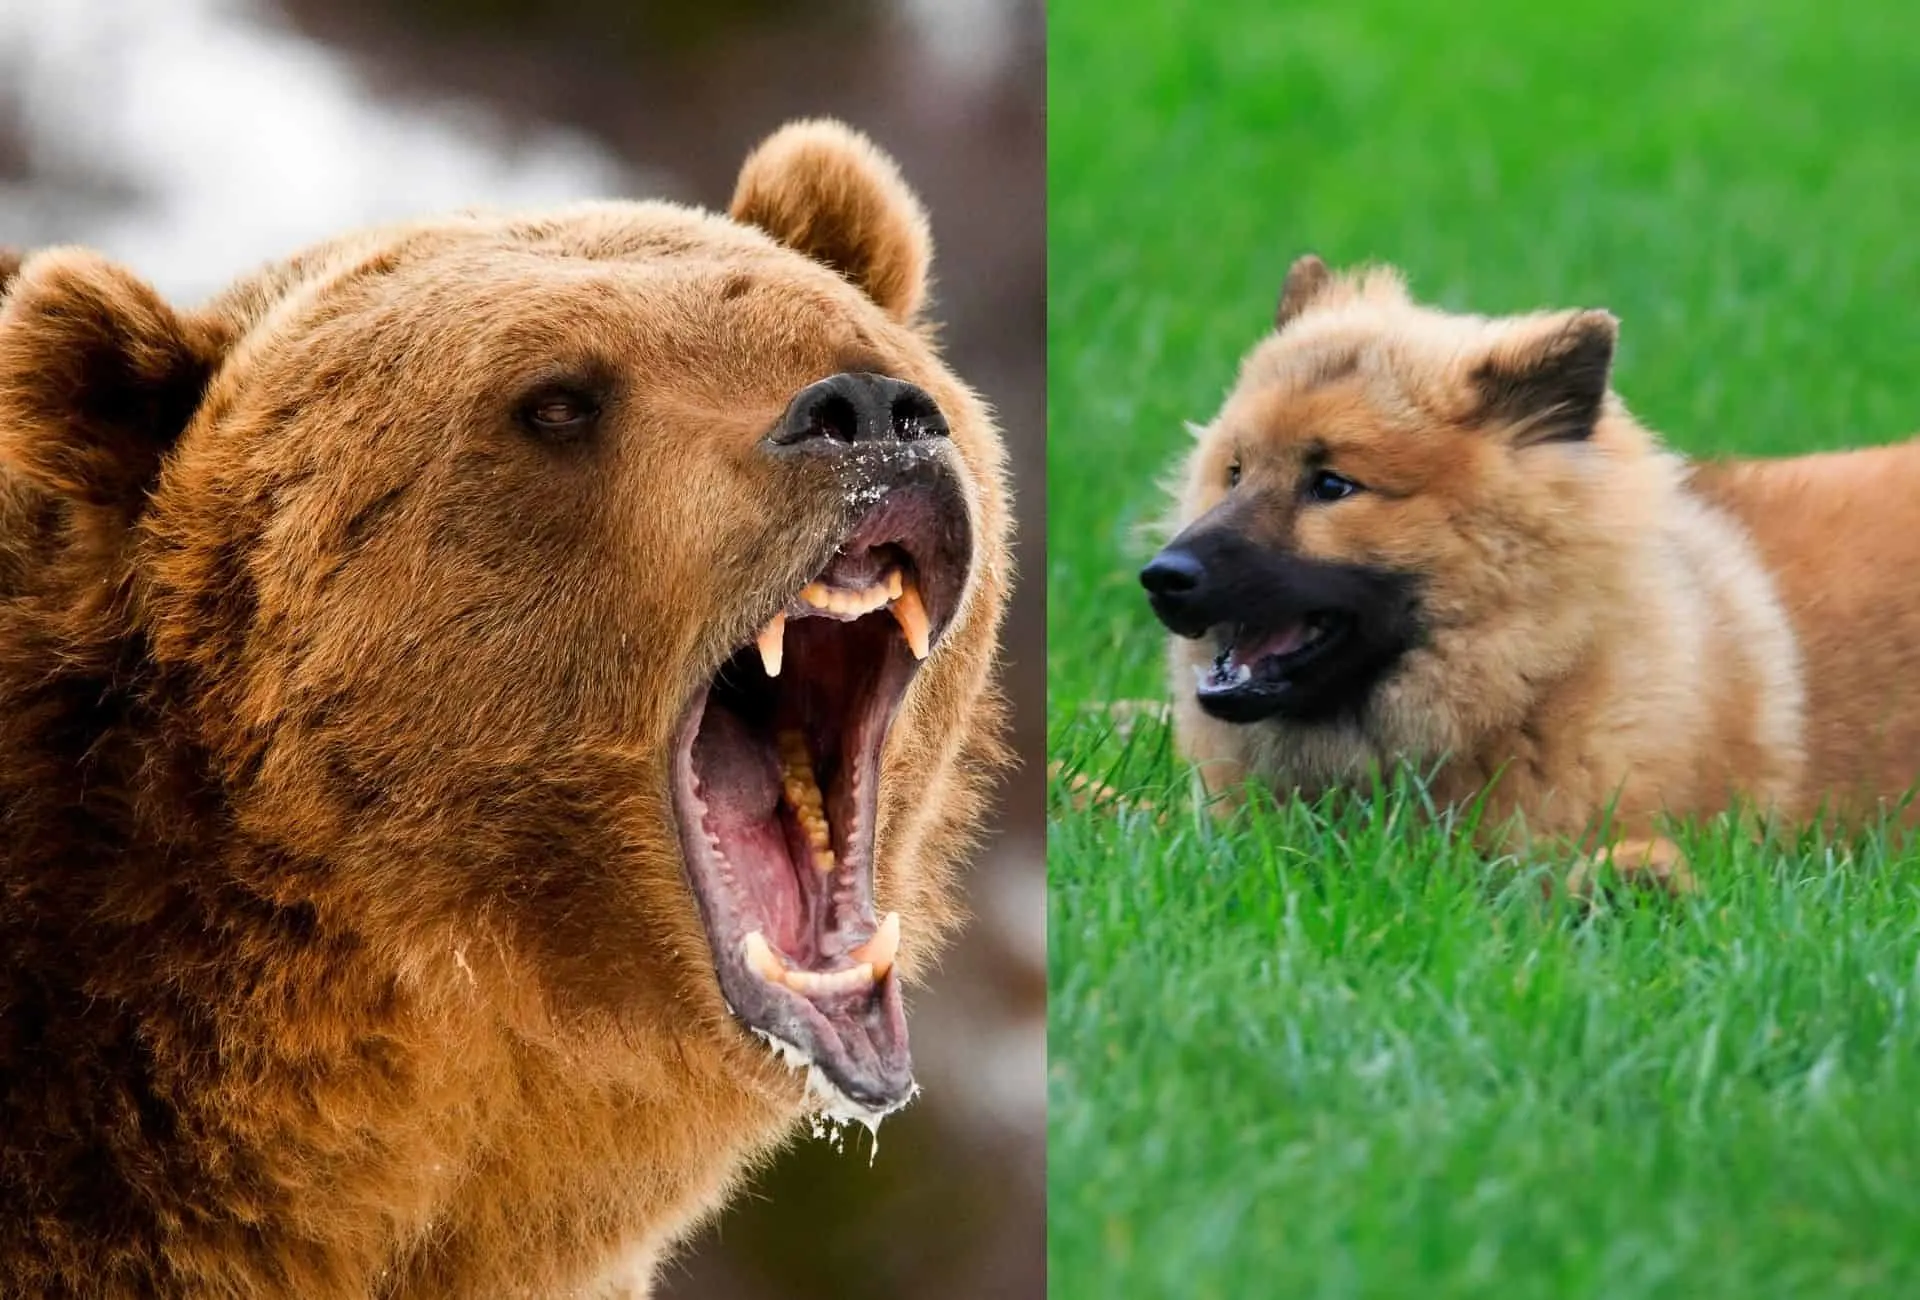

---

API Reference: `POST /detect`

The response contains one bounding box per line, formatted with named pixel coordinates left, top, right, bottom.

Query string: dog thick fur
left=1149, top=254, right=1920, bottom=889
left=0, top=120, right=1010, bottom=1297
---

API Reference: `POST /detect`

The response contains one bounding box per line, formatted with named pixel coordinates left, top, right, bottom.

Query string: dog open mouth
left=1195, top=614, right=1350, bottom=722
left=670, top=478, right=971, bottom=1120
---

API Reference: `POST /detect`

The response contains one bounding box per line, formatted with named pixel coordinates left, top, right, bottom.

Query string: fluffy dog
left=1145, top=255, right=1920, bottom=889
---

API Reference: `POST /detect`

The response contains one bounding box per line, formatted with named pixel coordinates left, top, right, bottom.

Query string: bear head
left=0, top=120, right=1011, bottom=1126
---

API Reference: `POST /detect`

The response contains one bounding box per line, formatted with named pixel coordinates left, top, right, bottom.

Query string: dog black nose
left=1141, top=546, right=1216, bottom=638
left=1141, top=548, right=1206, bottom=598
left=772, top=372, right=949, bottom=448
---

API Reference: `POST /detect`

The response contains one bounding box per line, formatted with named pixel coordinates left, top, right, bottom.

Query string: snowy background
left=0, top=1, right=1044, bottom=1295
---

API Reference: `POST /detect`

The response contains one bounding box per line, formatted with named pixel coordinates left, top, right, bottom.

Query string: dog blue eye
left=1306, top=469, right=1360, bottom=502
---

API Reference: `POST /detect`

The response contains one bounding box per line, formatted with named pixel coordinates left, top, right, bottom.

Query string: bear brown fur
left=1150, top=254, right=1920, bottom=892
left=0, top=119, right=1011, bottom=1297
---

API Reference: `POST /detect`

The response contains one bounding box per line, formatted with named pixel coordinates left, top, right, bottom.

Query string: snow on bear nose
left=770, top=371, right=949, bottom=448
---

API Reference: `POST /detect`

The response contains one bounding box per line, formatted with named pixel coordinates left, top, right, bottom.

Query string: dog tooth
left=848, top=912, right=900, bottom=980
left=756, top=612, right=786, bottom=677
left=742, top=931, right=786, bottom=984
left=891, top=577, right=931, bottom=660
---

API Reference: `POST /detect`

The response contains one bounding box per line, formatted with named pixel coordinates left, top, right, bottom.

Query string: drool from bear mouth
left=670, top=491, right=966, bottom=1123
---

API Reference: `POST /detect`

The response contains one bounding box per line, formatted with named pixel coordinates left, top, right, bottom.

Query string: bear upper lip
left=668, top=453, right=972, bottom=1119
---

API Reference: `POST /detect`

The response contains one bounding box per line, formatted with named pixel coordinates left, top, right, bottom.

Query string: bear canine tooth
left=847, top=911, right=900, bottom=980
left=886, top=569, right=903, bottom=600
left=891, top=577, right=931, bottom=659
left=756, top=612, right=786, bottom=677
left=741, top=931, right=786, bottom=984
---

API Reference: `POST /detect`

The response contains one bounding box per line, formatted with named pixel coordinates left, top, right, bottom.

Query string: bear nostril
left=1140, top=550, right=1206, bottom=598
left=890, top=388, right=949, bottom=442
left=801, top=393, right=861, bottom=444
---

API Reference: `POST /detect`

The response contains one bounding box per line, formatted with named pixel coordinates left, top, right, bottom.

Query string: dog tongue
left=1234, top=622, right=1311, bottom=667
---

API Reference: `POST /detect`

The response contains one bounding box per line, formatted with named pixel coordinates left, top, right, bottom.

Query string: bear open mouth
left=1195, top=614, right=1351, bottom=722
left=670, top=481, right=970, bottom=1120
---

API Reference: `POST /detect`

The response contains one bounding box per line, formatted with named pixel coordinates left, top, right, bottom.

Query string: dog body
left=1146, top=256, right=1920, bottom=882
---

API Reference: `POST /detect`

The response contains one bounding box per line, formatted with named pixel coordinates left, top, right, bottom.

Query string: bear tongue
left=690, top=703, right=780, bottom=822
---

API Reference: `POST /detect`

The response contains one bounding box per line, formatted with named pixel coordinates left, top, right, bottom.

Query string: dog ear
left=1275, top=254, right=1333, bottom=331
left=1471, top=309, right=1618, bottom=445
left=0, top=248, right=230, bottom=518
left=731, top=119, right=933, bottom=325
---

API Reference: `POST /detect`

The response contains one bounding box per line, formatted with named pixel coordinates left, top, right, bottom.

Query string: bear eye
left=517, top=386, right=602, bottom=441
left=1305, top=468, right=1362, bottom=502
left=1227, top=459, right=1242, bottom=488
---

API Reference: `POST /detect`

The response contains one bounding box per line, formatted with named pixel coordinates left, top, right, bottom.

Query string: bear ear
left=730, top=119, right=933, bottom=325
left=0, top=248, right=21, bottom=299
left=1470, top=309, right=1618, bottom=446
left=0, top=249, right=228, bottom=515
left=1275, top=253, right=1333, bottom=330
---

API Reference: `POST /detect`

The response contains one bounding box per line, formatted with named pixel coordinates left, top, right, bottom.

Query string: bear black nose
left=772, top=372, right=949, bottom=447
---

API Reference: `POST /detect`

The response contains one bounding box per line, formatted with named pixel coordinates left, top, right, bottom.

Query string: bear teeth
left=776, top=729, right=836, bottom=873
left=799, top=578, right=893, bottom=617
left=783, top=964, right=876, bottom=997
left=742, top=931, right=787, bottom=984
left=889, top=575, right=930, bottom=660
left=755, top=567, right=929, bottom=673
left=756, top=612, right=786, bottom=677
left=739, top=930, right=883, bottom=997
left=847, top=911, right=900, bottom=980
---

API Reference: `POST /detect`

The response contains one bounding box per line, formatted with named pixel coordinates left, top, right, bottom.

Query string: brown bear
left=0, top=120, right=1011, bottom=1297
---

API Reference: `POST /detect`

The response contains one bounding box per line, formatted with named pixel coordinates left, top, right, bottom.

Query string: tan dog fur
left=0, top=120, right=1010, bottom=1298
left=1167, top=256, right=1920, bottom=889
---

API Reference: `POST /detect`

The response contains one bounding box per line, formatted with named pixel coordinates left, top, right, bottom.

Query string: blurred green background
left=1048, top=0, right=1920, bottom=1296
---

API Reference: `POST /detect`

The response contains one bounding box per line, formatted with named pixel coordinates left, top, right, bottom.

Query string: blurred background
left=0, top=1, right=1043, bottom=1295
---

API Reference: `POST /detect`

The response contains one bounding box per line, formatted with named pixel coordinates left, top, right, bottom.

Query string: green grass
left=1046, top=1, right=1920, bottom=1295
